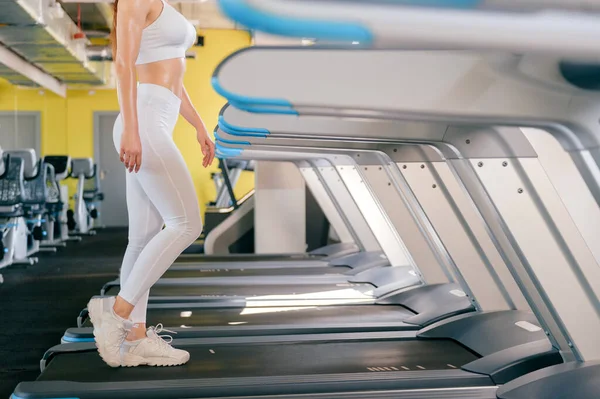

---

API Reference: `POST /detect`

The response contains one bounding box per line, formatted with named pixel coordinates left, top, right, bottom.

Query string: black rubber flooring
left=0, top=228, right=125, bottom=398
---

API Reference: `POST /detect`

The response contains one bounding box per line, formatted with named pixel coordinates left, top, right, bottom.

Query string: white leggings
left=113, top=83, right=202, bottom=323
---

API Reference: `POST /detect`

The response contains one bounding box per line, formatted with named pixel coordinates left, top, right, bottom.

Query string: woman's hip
left=113, top=84, right=182, bottom=148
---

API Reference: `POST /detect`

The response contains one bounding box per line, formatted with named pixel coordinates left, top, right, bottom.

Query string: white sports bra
left=135, top=0, right=197, bottom=65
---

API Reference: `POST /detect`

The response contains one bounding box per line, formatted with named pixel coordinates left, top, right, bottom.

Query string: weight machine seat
left=6, top=150, right=48, bottom=208
left=0, top=147, right=5, bottom=176
left=44, top=163, right=61, bottom=206
left=70, top=158, right=94, bottom=178
left=43, top=156, right=71, bottom=181
left=0, top=155, right=24, bottom=216
left=5, top=149, right=37, bottom=179
left=83, top=165, right=100, bottom=196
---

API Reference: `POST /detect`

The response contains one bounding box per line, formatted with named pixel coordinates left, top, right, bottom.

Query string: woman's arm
left=180, top=85, right=215, bottom=167
left=114, top=0, right=152, bottom=173
left=180, top=85, right=208, bottom=134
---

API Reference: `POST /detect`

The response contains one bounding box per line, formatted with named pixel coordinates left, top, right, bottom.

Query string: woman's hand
left=120, top=131, right=142, bottom=173
left=197, top=130, right=215, bottom=168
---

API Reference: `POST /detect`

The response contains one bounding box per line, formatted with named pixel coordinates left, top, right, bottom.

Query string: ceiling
left=59, top=0, right=242, bottom=40
left=0, top=0, right=246, bottom=93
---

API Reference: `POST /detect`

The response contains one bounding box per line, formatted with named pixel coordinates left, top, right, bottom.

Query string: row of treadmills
left=12, top=1, right=600, bottom=398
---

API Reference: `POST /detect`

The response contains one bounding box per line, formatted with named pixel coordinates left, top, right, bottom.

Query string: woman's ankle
left=113, top=295, right=135, bottom=320
left=126, top=323, right=147, bottom=341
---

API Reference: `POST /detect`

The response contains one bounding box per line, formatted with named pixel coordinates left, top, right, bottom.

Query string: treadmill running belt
left=103, top=283, right=373, bottom=298
left=83, top=305, right=413, bottom=328
left=177, top=254, right=317, bottom=262
left=39, top=340, right=477, bottom=382
left=163, top=266, right=350, bottom=278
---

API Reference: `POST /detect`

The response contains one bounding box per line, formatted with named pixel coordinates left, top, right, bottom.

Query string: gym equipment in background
left=82, top=164, right=104, bottom=230
left=5, top=150, right=59, bottom=258
left=0, top=151, right=35, bottom=267
left=67, top=158, right=97, bottom=236
left=43, top=156, right=79, bottom=243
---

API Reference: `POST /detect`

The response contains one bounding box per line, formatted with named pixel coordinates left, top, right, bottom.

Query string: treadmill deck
left=40, top=339, right=479, bottom=382
left=83, top=304, right=413, bottom=328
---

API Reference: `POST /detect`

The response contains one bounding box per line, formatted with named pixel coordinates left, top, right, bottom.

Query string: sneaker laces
left=147, top=323, right=177, bottom=350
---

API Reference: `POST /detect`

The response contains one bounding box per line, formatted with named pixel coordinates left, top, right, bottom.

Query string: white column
left=255, top=161, right=306, bottom=253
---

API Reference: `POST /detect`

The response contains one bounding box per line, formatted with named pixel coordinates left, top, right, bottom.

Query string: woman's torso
left=134, top=0, right=196, bottom=98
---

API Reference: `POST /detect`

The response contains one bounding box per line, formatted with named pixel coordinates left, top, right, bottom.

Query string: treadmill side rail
left=377, top=283, right=475, bottom=327
left=40, top=342, right=96, bottom=372
left=418, top=310, right=563, bottom=384
left=328, top=250, right=388, bottom=271
left=496, top=361, right=600, bottom=399
left=462, top=339, right=562, bottom=384
left=418, top=310, right=549, bottom=356
left=13, top=370, right=493, bottom=399
left=311, top=242, right=359, bottom=258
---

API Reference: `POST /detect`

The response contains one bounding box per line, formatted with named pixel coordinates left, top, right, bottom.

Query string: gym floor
left=0, top=228, right=125, bottom=398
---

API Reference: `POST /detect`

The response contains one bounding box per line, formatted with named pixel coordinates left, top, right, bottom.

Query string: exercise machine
left=67, top=158, right=96, bottom=236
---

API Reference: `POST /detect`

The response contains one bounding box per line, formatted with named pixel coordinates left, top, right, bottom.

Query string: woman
left=87, top=0, right=215, bottom=368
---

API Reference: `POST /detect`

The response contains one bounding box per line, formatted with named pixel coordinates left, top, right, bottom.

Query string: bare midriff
left=136, top=57, right=186, bottom=99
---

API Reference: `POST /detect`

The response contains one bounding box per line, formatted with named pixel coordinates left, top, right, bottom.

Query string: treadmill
left=69, top=123, right=534, bottom=350
left=67, top=282, right=473, bottom=342
left=121, top=154, right=394, bottom=278
left=67, top=113, right=533, bottom=344
left=177, top=241, right=358, bottom=262
left=100, top=143, right=431, bottom=301
left=17, top=95, right=575, bottom=399
left=17, top=309, right=560, bottom=399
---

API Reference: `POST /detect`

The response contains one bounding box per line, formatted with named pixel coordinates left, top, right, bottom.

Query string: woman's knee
left=127, top=225, right=162, bottom=249
left=166, top=213, right=202, bottom=242
left=184, top=212, right=203, bottom=241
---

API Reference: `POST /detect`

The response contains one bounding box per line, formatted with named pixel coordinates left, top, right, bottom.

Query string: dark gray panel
left=497, top=361, right=600, bottom=399
left=418, top=311, right=548, bottom=356
left=378, top=283, right=475, bottom=327
left=463, top=339, right=562, bottom=384
left=329, top=250, right=388, bottom=271
left=311, top=242, right=358, bottom=257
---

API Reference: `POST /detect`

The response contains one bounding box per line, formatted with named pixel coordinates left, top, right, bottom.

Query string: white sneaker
left=121, top=324, right=190, bottom=367
left=87, top=296, right=133, bottom=367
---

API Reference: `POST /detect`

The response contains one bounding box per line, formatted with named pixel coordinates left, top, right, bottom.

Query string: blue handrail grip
left=218, top=121, right=262, bottom=138
left=400, top=0, right=482, bottom=7
left=218, top=120, right=267, bottom=139
left=61, top=335, right=94, bottom=343
left=218, top=0, right=374, bottom=44
left=215, top=144, right=245, bottom=158
left=212, top=76, right=294, bottom=109
left=215, top=139, right=250, bottom=151
left=229, top=100, right=300, bottom=116
left=218, top=115, right=270, bottom=137
left=214, top=130, right=252, bottom=146
left=11, top=396, right=78, bottom=399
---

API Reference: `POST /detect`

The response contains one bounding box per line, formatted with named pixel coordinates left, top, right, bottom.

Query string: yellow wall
left=0, top=28, right=253, bottom=217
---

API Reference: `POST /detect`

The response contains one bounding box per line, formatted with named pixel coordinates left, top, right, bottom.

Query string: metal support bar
left=220, top=159, right=239, bottom=209
left=0, top=46, right=66, bottom=97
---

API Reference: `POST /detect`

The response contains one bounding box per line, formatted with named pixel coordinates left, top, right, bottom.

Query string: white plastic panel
left=336, top=164, right=415, bottom=268
left=361, top=164, right=449, bottom=284
left=218, top=49, right=598, bottom=150
left=522, top=128, right=600, bottom=267
left=401, top=160, right=517, bottom=312
left=431, top=161, right=529, bottom=312
left=474, top=157, right=600, bottom=361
